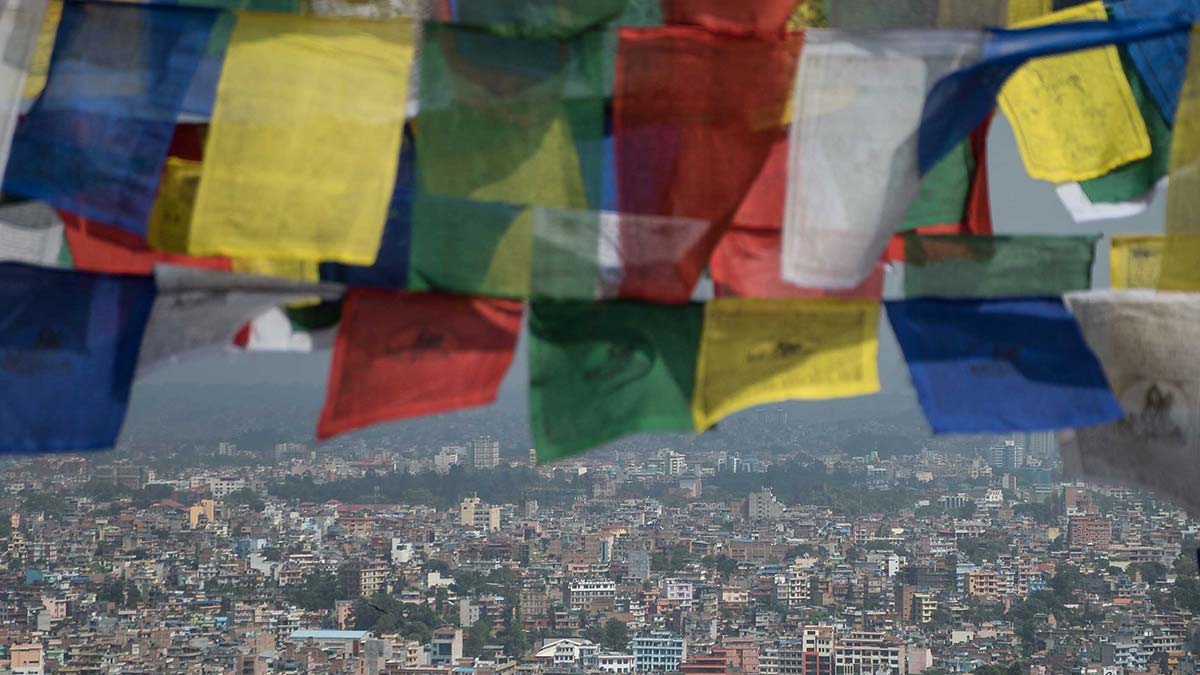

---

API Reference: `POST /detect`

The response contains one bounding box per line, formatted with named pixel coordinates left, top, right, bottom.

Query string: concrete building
left=430, top=627, right=463, bottom=665
left=834, top=632, right=902, bottom=675
left=288, top=630, right=370, bottom=657
left=566, top=578, right=616, bottom=613
left=1069, top=515, right=1113, bottom=549
left=632, top=632, right=687, bottom=672
left=748, top=489, right=784, bottom=522
left=472, top=437, right=500, bottom=470
left=10, top=642, right=44, bottom=675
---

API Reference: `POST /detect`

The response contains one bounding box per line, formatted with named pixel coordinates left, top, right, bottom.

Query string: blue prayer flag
left=918, top=12, right=1192, bottom=173
left=320, top=126, right=414, bottom=289
left=1111, top=0, right=1200, bottom=125
left=4, top=1, right=219, bottom=236
left=886, top=298, right=1123, bottom=434
left=0, top=263, right=156, bottom=454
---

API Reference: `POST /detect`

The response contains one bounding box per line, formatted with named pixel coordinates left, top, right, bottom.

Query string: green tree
left=1174, top=577, right=1200, bottom=613
left=1137, top=562, right=1168, bottom=585
left=497, top=614, right=528, bottom=658
left=225, top=488, right=265, bottom=512
left=464, top=619, right=493, bottom=657
left=601, top=619, right=629, bottom=652
left=287, top=571, right=346, bottom=611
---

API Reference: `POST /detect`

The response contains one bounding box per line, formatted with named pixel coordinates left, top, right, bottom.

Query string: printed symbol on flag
left=383, top=327, right=447, bottom=361
left=969, top=344, right=1022, bottom=377
left=1117, top=380, right=1188, bottom=443
left=746, top=340, right=812, bottom=363
left=581, top=338, right=655, bottom=388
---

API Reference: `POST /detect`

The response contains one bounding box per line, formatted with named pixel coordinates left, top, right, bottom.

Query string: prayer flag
left=439, top=0, right=626, bottom=38
left=998, top=2, right=1150, bottom=183
left=0, top=201, right=62, bottom=265
left=1007, top=0, right=1051, bottom=25
left=1110, top=0, right=1200, bottom=125
left=615, top=26, right=800, bottom=276
left=1110, top=235, right=1164, bottom=289
left=1055, top=181, right=1161, bottom=224
left=782, top=30, right=985, bottom=290
left=319, top=290, right=523, bottom=439
left=188, top=13, right=414, bottom=265
left=1060, top=290, right=1200, bottom=512
left=4, top=2, right=218, bottom=235
left=137, top=266, right=343, bottom=378
left=1161, top=29, right=1200, bottom=292
left=0, top=263, right=156, bottom=454
left=61, top=211, right=230, bottom=276
left=898, top=112, right=994, bottom=236
left=530, top=300, right=703, bottom=461
left=692, top=298, right=880, bottom=430
left=661, top=0, right=798, bottom=34
left=903, top=234, right=1097, bottom=298
left=20, top=0, right=59, bottom=102
left=886, top=297, right=1122, bottom=433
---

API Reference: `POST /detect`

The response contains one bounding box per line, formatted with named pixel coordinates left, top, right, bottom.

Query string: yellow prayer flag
left=692, top=298, right=880, bottom=431
left=148, top=158, right=203, bottom=254
left=999, top=2, right=1151, bottom=183
left=1006, top=0, right=1051, bottom=25
left=22, top=0, right=61, bottom=101
left=188, top=13, right=414, bottom=265
left=230, top=257, right=320, bottom=282
left=1161, top=29, right=1200, bottom=291
left=1110, top=235, right=1164, bottom=290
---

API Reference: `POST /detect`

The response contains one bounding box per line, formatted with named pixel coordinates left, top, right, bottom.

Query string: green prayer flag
left=451, top=0, right=628, bottom=39
left=904, top=234, right=1098, bottom=298
left=530, top=300, right=702, bottom=462
left=56, top=231, right=74, bottom=268
left=898, top=139, right=976, bottom=232
left=1079, top=47, right=1172, bottom=204
left=286, top=299, right=341, bottom=332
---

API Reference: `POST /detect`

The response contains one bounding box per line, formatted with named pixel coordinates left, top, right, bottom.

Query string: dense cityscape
left=2, top=431, right=1199, bottom=675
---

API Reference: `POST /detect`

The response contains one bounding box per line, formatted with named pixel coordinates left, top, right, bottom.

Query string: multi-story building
left=748, top=489, right=784, bottom=522
left=834, top=632, right=902, bottom=675
left=471, top=437, right=500, bottom=470
left=340, top=561, right=389, bottom=599
left=1069, top=514, right=1112, bottom=549
left=429, top=627, right=463, bottom=665
left=632, top=632, right=687, bottom=672
left=566, top=578, right=616, bottom=613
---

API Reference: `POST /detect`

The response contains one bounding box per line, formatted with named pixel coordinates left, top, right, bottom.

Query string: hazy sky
left=132, top=115, right=1163, bottom=446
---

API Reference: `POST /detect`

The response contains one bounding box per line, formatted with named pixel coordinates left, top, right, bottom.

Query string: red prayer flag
left=615, top=26, right=800, bottom=298
left=318, top=290, right=524, bottom=440
left=661, top=0, right=798, bottom=34
left=60, top=211, right=230, bottom=275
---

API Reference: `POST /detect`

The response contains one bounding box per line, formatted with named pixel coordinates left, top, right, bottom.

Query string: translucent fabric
left=0, top=0, right=49, bottom=187
left=0, top=263, right=156, bottom=454
left=692, top=298, right=880, bottom=430
left=136, top=265, right=343, bottom=378
left=781, top=29, right=985, bottom=290
left=827, top=0, right=1006, bottom=29
left=1160, top=29, right=1200, bottom=292
left=902, top=234, right=1097, bottom=298
left=661, top=0, right=799, bottom=34
left=1061, top=290, right=1200, bottom=512
left=0, top=200, right=62, bottom=265
left=437, top=0, right=627, bottom=39
left=530, top=300, right=703, bottom=461
left=318, top=290, right=523, bottom=439
left=1110, top=235, right=1164, bottom=289
left=887, top=297, right=1123, bottom=434
left=615, top=26, right=800, bottom=276
left=188, top=13, right=415, bottom=265
left=1110, top=0, right=1200, bottom=125
left=4, top=2, right=219, bottom=235
left=1006, top=0, right=1050, bottom=25
left=898, top=111, right=993, bottom=236
left=60, top=211, right=230, bottom=276
left=998, top=2, right=1150, bottom=183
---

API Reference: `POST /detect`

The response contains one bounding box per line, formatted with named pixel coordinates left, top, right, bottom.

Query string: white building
left=748, top=489, right=784, bottom=522
left=472, top=437, right=500, bottom=469
left=632, top=632, right=686, bottom=672
left=566, top=578, right=616, bottom=612
left=661, top=578, right=694, bottom=605
left=834, top=632, right=902, bottom=674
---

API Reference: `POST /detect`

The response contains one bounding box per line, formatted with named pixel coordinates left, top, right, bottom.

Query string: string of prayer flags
left=1110, top=0, right=1200, bottom=125
left=318, top=290, right=523, bottom=440
left=782, top=30, right=985, bottom=290
left=61, top=211, right=231, bottom=276
left=136, top=266, right=343, bottom=378
left=1061, top=290, right=1200, bottom=512
left=187, top=13, right=414, bottom=266
left=4, top=1, right=219, bottom=235
left=660, top=0, right=798, bottom=34
left=0, top=263, right=156, bottom=454
left=530, top=300, right=703, bottom=462
left=826, top=0, right=1007, bottom=29
left=0, top=201, right=63, bottom=265
left=0, top=0, right=49, bottom=188
left=998, top=3, right=1150, bottom=183
left=691, top=298, right=880, bottom=431
left=1110, top=235, right=1165, bottom=289
left=886, top=297, right=1123, bottom=433
left=902, top=234, right=1098, bottom=298
left=319, top=126, right=416, bottom=290
left=918, top=8, right=1191, bottom=175
left=614, top=26, right=800, bottom=259
left=1160, top=29, right=1200, bottom=292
